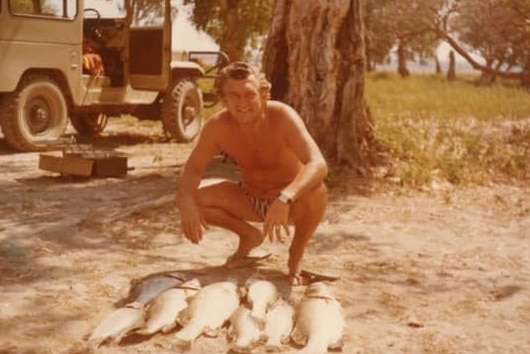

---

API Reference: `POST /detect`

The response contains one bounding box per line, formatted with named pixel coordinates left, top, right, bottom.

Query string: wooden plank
left=39, top=153, right=94, bottom=176
left=93, top=156, right=128, bottom=177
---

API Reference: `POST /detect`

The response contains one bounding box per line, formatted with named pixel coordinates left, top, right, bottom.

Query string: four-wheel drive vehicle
left=0, top=0, right=228, bottom=152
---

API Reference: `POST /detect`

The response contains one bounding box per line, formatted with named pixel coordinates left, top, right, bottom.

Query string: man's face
left=221, top=75, right=264, bottom=125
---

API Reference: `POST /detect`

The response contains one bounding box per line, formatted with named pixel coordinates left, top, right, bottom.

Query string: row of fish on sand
left=87, top=272, right=345, bottom=353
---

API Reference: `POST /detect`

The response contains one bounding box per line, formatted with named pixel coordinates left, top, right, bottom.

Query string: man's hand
left=179, top=200, right=208, bottom=244
left=263, top=200, right=290, bottom=242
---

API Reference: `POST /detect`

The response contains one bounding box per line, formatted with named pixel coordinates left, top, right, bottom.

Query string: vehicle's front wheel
left=0, top=74, right=68, bottom=152
left=161, top=79, right=203, bottom=142
left=70, top=113, right=108, bottom=137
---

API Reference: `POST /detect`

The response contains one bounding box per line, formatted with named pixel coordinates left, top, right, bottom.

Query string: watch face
left=279, top=193, right=291, bottom=203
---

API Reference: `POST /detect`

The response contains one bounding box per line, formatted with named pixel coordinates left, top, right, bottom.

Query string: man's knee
left=196, top=180, right=240, bottom=208
left=291, top=183, right=328, bottom=221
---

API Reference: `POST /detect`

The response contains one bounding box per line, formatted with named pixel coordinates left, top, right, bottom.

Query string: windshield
left=84, top=0, right=125, bottom=18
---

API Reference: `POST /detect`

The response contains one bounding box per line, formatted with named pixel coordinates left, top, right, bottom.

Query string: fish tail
left=297, top=337, right=329, bottom=354
left=174, top=323, right=201, bottom=348
left=251, top=305, right=267, bottom=324
left=264, top=340, right=282, bottom=352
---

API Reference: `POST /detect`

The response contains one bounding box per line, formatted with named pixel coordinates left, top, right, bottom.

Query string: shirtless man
left=177, top=61, right=328, bottom=285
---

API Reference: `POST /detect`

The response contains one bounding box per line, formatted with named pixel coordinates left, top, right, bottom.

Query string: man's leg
left=195, top=180, right=265, bottom=258
left=287, top=183, right=328, bottom=284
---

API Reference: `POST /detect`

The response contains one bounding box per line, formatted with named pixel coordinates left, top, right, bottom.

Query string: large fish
left=87, top=302, right=145, bottom=349
left=245, top=278, right=279, bottom=326
left=291, top=283, right=345, bottom=354
left=227, top=304, right=262, bottom=353
left=174, top=280, right=241, bottom=349
left=127, top=271, right=186, bottom=305
left=87, top=272, right=186, bottom=348
left=263, top=297, right=295, bottom=351
left=137, top=278, right=201, bottom=335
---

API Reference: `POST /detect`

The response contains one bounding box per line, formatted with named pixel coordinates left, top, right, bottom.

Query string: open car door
left=128, top=0, right=171, bottom=90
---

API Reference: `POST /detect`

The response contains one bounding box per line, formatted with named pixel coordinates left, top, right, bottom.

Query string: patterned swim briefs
left=238, top=182, right=274, bottom=220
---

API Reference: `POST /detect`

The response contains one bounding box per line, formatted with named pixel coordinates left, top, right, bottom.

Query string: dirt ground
left=0, top=117, right=529, bottom=354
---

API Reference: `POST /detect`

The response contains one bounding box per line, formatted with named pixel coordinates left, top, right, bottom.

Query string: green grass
left=365, top=72, right=530, bottom=186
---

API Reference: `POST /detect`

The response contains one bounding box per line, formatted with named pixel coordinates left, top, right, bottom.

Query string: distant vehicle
left=0, top=0, right=228, bottom=152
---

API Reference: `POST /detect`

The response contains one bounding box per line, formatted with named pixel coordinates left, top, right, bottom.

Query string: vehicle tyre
left=70, top=113, right=108, bottom=137
left=0, top=74, right=68, bottom=152
left=161, top=79, right=203, bottom=142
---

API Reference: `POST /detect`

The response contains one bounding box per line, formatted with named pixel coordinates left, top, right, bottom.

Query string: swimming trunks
left=238, top=182, right=273, bottom=220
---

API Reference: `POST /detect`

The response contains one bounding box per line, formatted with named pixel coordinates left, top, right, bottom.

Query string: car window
left=9, top=0, right=77, bottom=19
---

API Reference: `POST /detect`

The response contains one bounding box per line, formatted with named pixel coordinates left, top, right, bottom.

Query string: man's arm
left=262, top=102, right=328, bottom=241
left=277, top=102, right=328, bottom=202
left=177, top=119, right=221, bottom=243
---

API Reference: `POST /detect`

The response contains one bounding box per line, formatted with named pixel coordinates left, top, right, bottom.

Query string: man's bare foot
left=289, top=273, right=312, bottom=286
left=224, top=252, right=272, bottom=269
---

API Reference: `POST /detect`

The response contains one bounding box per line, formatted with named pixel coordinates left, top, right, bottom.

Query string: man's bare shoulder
left=267, top=100, right=291, bottom=113
left=205, top=109, right=231, bottom=126
left=202, top=109, right=234, bottom=134
left=266, top=100, right=303, bottom=126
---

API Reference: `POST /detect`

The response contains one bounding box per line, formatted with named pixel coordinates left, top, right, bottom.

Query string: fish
left=87, top=302, right=145, bottom=348
left=227, top=304, right=262, bottom=353
left=263, top=297, right=295, bottom=351
left=291, top=282, right=345, bottom=354
left=245, top=278, right=279, bottom=326
left=174, top=280, right=241, bottom=349
left=127, top=271, right=186, bottom=306
left=87, top=272, right=186, bottom=348
left=137, top=278, right=201, bottom=335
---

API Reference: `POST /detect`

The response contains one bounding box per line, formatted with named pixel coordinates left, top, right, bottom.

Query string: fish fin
left=290, top=326, right=306, bottom=346
left=166, top=271, right=187, bottom=281
left=203, top=326, right=220, bottom=338
left=177, top=308, right=188, bottom=326
left=264, top=343, right=282, bottom=352
left=226, top=324, right=235, bottom=342
left=135, top=326, right=154, bottom=336
left=87, top=336, right=106, bottom=350
left=172, top=338, right=192, bottom=352
left=328, top=338, right=345, bottom=351
left=300, top=269, right=341, bottom=282
left=160, top=322, right=178, bottom=334
left=174, top=326, right=198, bottom=351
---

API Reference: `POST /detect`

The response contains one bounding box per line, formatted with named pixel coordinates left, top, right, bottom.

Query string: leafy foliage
left=364, top=0, right=445, bottom=74
left=453, top=0, right=530, bottom=74
left=182, top=0, right=273, bottom=60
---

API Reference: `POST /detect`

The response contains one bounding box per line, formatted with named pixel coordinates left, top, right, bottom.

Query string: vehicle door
left=127, top=0, right=171, bottom=91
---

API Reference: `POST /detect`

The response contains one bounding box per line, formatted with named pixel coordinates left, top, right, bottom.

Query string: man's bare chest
left=221, top=133, right=283, bottom=169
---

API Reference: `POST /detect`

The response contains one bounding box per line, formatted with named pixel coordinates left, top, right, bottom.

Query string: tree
left=182, top=0, right=273, bottom=61
left=364, top=0, right=395, bottom=71
left=364, top=0, right=445, bottom=76
left=437, top=0, right=530, bottom=85
left=263, top=0, right=374, bottom=170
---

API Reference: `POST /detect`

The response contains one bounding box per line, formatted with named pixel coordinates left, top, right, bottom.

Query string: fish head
left=304, top=282, right=336, bottom=300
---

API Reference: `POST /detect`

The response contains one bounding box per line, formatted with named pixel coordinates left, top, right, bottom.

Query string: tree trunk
left=435, top=55, right=442, bottom=74
left=218, top=0, right=242, bottom=62
left=397, top=40, right=410, bottom=77
left=263, top=0, right=374, bottom=170
left=446, top=50, right=456, bottom=81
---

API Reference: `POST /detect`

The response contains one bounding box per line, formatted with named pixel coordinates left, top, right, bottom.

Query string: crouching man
left=177, top=61, right=328, bottom=286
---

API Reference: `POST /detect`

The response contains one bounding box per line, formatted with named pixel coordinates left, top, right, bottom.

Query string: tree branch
left=437, top=28, right=529, bottom=81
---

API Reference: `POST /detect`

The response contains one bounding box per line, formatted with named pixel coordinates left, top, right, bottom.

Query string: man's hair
left=214, top=61, right=271, bottom=98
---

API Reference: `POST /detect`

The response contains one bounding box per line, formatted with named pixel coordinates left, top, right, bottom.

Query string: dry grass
left=366, top=72, right=530, bottom=186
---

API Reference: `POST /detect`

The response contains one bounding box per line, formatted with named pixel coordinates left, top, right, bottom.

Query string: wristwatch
left=278, top=191, right=292, bottom=204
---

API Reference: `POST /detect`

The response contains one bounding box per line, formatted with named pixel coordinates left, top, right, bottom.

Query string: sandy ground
left=0, top=117, right=529, bottom=354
